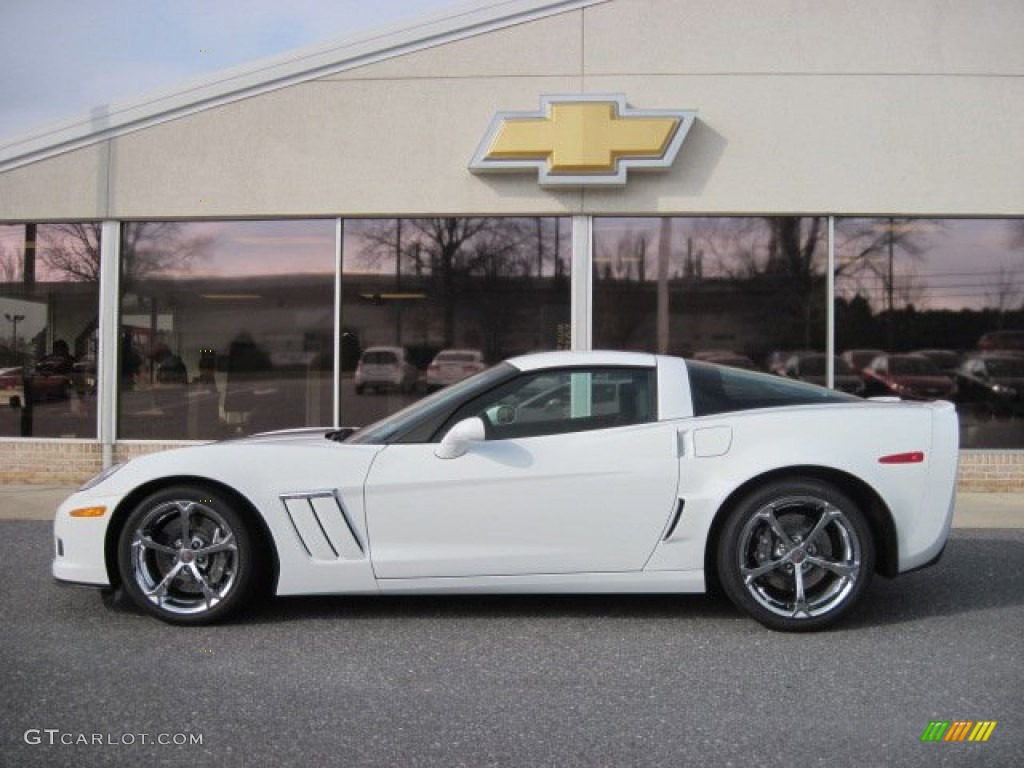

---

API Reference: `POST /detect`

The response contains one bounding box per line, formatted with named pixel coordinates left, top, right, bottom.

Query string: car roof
left=507, top=350, right=659, bottom=372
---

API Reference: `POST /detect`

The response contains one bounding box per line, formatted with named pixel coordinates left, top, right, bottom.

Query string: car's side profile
left=53, top=351, right=959, bottom=631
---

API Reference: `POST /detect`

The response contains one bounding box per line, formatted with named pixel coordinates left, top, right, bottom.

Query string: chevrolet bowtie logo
left=470, top=94, right=696, bottom=186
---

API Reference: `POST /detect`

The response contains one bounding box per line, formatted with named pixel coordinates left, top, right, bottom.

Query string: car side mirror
left=435, top=417, right=486, bottom=459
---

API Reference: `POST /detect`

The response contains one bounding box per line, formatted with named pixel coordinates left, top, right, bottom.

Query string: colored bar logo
left=921, top=721, right=997, bottom=742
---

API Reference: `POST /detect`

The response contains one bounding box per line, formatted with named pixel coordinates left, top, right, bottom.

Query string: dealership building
left=0, top=0, right=1022, bottom=488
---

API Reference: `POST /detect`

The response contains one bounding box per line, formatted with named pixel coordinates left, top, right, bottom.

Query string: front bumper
left=52, top=492, right=122, bottom=587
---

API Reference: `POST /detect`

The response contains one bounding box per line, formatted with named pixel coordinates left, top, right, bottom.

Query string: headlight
left=79, top=462, right=126, bottom=491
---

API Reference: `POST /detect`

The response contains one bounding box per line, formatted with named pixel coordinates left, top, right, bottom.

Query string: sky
left=0, top=0, right=463, bottom=141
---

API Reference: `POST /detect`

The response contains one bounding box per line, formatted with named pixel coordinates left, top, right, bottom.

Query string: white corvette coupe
left=53, top=351, right=959, bottom=631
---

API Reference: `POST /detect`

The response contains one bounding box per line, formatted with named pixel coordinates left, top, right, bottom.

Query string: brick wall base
left=2, top=440, right=1022, bottom=492
left=0, top=441, right=199, bottom=486
left=957, top=451, right=1024, bottom=493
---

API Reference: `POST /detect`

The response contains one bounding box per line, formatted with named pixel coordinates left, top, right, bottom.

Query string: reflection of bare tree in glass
left=986, top=265, right=1023, bottom=319
left=694, top=217, right=827, bottom=349
left=594, top=227, right=653, bottom=349
left=835, top=219, right=933, bottom=309
left=999, top=222, right=1024, bottom=319
left=39, top=222, right=211, bottom=291
left=358, top=218, right=561, bottom=353
left=0, top=244, right=20, bottom=282
left=836, top=218, right=936, bottom=348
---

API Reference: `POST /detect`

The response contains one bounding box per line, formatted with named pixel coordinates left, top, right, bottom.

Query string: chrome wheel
left=738, top=496, right=861, bottom=619
left=718, top=479, right=874, bottom=631
left=118, top=486, right=258, bottom=624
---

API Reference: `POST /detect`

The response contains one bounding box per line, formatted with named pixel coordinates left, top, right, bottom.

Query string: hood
left=221, top=427, right=349, bottom=446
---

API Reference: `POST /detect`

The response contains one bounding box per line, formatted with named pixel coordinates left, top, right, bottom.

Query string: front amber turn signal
left=69, top=506, right=107, bottom=518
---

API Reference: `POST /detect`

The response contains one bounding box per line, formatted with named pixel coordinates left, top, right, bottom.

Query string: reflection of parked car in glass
left=783, top=354, right=863, bottom=394
left=766, top=349, right=814, bottom=376
left=354, top=346, right=417, bottom=394
left=427, top=349, right=486, bottom=390
left=911, top=349, right=961, bottom=376
left=694, top=351, right=758, bottom=371
left=955, top=354, right=1024, bottom=420
left=840, top=349, right=886, bottom=374
left=977, top=330, right=1024, bottom=355
left=0, top=359, right=73, bottom=404
left=862, top=354, right=955, bottom=401
left=71, top=355, right=97, bottom=396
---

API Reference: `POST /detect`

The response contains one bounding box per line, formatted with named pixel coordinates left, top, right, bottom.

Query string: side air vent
left=663, top=499, right=685, bottom=541
left=280, top=491, right=364, bottom=561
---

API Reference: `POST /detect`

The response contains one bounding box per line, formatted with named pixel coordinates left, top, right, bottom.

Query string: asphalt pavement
left=0, top=521, right=1021, bottom=767
left=1, top=483, right=1021, bottom=767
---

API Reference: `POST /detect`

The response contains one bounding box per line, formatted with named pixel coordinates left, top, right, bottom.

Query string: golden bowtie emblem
left=470, top=94, right=696, bottom=186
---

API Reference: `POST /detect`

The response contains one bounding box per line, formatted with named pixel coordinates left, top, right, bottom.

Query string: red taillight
left=878, top=451, right=925, bottom=464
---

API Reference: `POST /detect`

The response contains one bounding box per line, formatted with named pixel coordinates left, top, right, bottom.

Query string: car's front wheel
left=716, top=478, right=874, bottom=631
left=116, top=486, right=260, bottom=625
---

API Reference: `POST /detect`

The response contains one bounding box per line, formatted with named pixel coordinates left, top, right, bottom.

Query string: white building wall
left=1, top=0, right=1021, bottom=221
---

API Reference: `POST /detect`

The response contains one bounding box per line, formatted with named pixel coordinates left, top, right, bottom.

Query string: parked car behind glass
left=783, top=353, right=863, bottom=394
left=840, top=349, right=886, bottom=374
left=911, top=349, right=961, bottom=376
left=955, top=354, right=1024, bottom=420
left=977, top=330, right=1024, bottom=355
left=354, top=346, right=417, bottom=394
left=426, top=349, right=486, bottom=390
left=862, top=354, right=955, bottom=401
left=0, top=360, right=73, bottom=404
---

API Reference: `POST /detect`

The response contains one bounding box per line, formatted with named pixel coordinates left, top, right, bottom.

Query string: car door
left=363, top=367, right=681, bottom=579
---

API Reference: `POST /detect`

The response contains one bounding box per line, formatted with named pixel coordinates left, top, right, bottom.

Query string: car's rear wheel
left=716, top=478, right=874, bottom=631
left=116, top=486, right=260, bottom=625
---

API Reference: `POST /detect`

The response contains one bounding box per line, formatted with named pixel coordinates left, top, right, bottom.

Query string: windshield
left=346, top=363, right=515, bottom=445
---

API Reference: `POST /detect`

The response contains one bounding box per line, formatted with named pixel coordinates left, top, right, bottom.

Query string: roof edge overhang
left=0, top=0, right=607, bottom=174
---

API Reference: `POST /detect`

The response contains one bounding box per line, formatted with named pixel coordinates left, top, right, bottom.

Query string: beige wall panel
left=109, top=78, right=583, bottom=219
left=567, top=74, right=1024, bottom=215
left=323, top=10, right=582, bottom=81
left=0, top=143, right=108, bottom=222
left=584, top=0, right=1024, bottom=76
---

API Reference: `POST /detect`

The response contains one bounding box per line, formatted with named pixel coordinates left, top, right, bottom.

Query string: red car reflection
left=861, top=354, right=955, bottom=401
left=0, top=356, right=74, bottom=405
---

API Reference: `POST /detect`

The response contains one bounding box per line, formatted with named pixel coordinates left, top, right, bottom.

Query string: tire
left=716, top=478, right=874, bottom=632
left=116, top=485, right=261, bottom=625
left=355, top=383, right=365, bottom=395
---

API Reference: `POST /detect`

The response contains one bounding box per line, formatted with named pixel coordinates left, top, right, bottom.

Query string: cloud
left=0, top=0, right=459, bottom=140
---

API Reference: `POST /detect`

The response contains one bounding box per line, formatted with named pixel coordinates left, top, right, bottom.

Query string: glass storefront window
left=340, top=217, right=570, bottom=428
left=593, top=217, right=828, bottom=376
left=0, top=223, right=100, bottom=438
left=117, top=220, right=336, bottom=440
left=836, top=218, right=1024, bottom=449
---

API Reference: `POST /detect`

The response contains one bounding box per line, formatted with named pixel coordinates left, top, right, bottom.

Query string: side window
left=687, top=360, right=859, bottom=417
left=444, top=367, right=655, bottom=440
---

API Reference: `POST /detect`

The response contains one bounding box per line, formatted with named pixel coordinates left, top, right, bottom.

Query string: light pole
left=4, top=312, right=24, bottom=357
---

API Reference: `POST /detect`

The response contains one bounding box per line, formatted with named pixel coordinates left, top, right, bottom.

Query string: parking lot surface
left=1, top=521, right=1021, bottom=767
